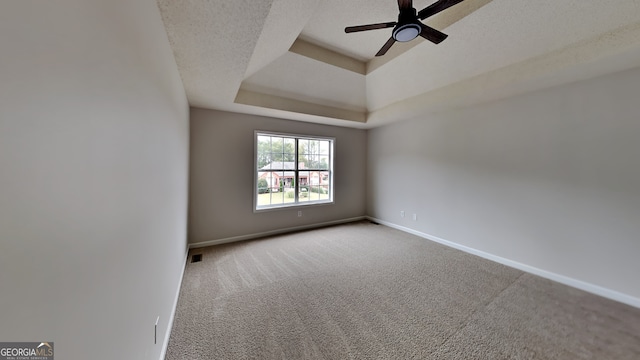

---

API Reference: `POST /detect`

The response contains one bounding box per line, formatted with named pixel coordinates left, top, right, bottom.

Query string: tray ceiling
left=157, top=0, right=640, bottom=128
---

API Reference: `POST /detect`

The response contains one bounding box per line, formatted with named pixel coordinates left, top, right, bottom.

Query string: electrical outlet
left=400, top=211, right=405, bottom=218
left=413, top=214, right=417, bottom=221
left=298, top=211, right=302, bottom=217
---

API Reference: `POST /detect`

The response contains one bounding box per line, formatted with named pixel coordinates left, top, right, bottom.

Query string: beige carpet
left=166, top=221, right=640, bottom=359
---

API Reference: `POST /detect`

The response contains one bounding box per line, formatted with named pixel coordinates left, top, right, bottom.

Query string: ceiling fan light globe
left=393, top=24, right=420, bottom=42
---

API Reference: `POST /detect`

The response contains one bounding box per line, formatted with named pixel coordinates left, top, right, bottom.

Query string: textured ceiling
left=157, top=0, right=640, bottom=129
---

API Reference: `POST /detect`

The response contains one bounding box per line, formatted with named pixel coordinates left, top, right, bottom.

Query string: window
left=255, top=131, right=334, bottom=210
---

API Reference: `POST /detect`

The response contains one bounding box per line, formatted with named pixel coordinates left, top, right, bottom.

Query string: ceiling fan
left=345, top=0, right=466, bottom=56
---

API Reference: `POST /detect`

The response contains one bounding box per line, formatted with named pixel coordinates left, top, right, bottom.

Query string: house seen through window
left=255, top=132, right=334, bottom=210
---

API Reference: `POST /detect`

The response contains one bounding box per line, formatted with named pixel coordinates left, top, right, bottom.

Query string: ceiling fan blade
left=345, top=21, right=397, bottom=33
left=398, top=0, right=413, bottom=10
left=419, top=23, right=448, bottom=44
left=375, top=37, right=396, bottom=57
left=418, top=0, right=466, bottom=20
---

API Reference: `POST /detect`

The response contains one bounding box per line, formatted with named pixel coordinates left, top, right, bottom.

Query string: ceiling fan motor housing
left=393, top=7, right=421, bottom=42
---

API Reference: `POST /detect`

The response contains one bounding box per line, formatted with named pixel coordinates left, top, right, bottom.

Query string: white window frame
left=254, top=131, right=335, bottom=212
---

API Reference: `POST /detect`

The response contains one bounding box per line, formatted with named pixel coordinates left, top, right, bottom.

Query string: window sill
left=254, top=200, right=334, bottom=213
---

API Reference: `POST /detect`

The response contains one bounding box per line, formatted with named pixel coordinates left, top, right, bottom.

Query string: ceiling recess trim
left=289, top=38, right=366, bottom=75
left=235, top=89, right=367, bottom=123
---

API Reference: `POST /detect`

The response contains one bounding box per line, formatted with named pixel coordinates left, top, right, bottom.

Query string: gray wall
left=0, top=1, right=189, bottom=359
left=189, top=108, right=367, bottom=244
left=367, top=66, right=640, bottom=302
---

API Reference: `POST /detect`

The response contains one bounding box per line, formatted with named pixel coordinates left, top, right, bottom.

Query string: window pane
left=309, top=171, right=320, bottom=185
left=317, top=156, right=329, bottom=170
left=320, top=171, right=330, bottom=183
left=309, top=140, right=320, bottom=154
left=299, top=157, right=309, bottom=169
left=320, top=171, right=330, bottom=199
left=298, top=139, right=309, bottom=156
left=270, top=137, right=284, bottom=152
left=298, top=171, right=309, bottom=185
left=284, top=138, right=295, bottom=157
left=270, top=171, right=284, bottom=204
left=304, top=153, right=314, bottom=169
left=257, top=172, right=272, bottom=206
left=298, top=172, right=309, bottom=203
left=257, top=173, right=269, bottom=194
left=271, top=152, right=284, bottom=167
left=319, top=140, right=329, bottom=155
left=258, top=135, right=270, bottom=145
left=284, top=188, right=295, bottom=203
left=282, top=171, right=295, bottom=190
left=320, top=185, right=330, bottom=198
left=257, top=136, right=272, bottom=169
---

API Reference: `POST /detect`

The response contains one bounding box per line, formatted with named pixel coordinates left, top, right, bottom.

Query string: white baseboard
left=367, top=216, right=640, bottom=309
left=189, top=216, right=367, bottom=249
left=159, top=248, right=189, bottom=360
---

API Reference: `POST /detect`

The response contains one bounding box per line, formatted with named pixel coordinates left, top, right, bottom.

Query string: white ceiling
left=157, top=0, right=640, bottom=129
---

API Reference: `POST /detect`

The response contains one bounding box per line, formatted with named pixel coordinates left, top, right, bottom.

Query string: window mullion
left=329, top=142, right=333, bottom=201
left=294, top=138, right=299, bottom=204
